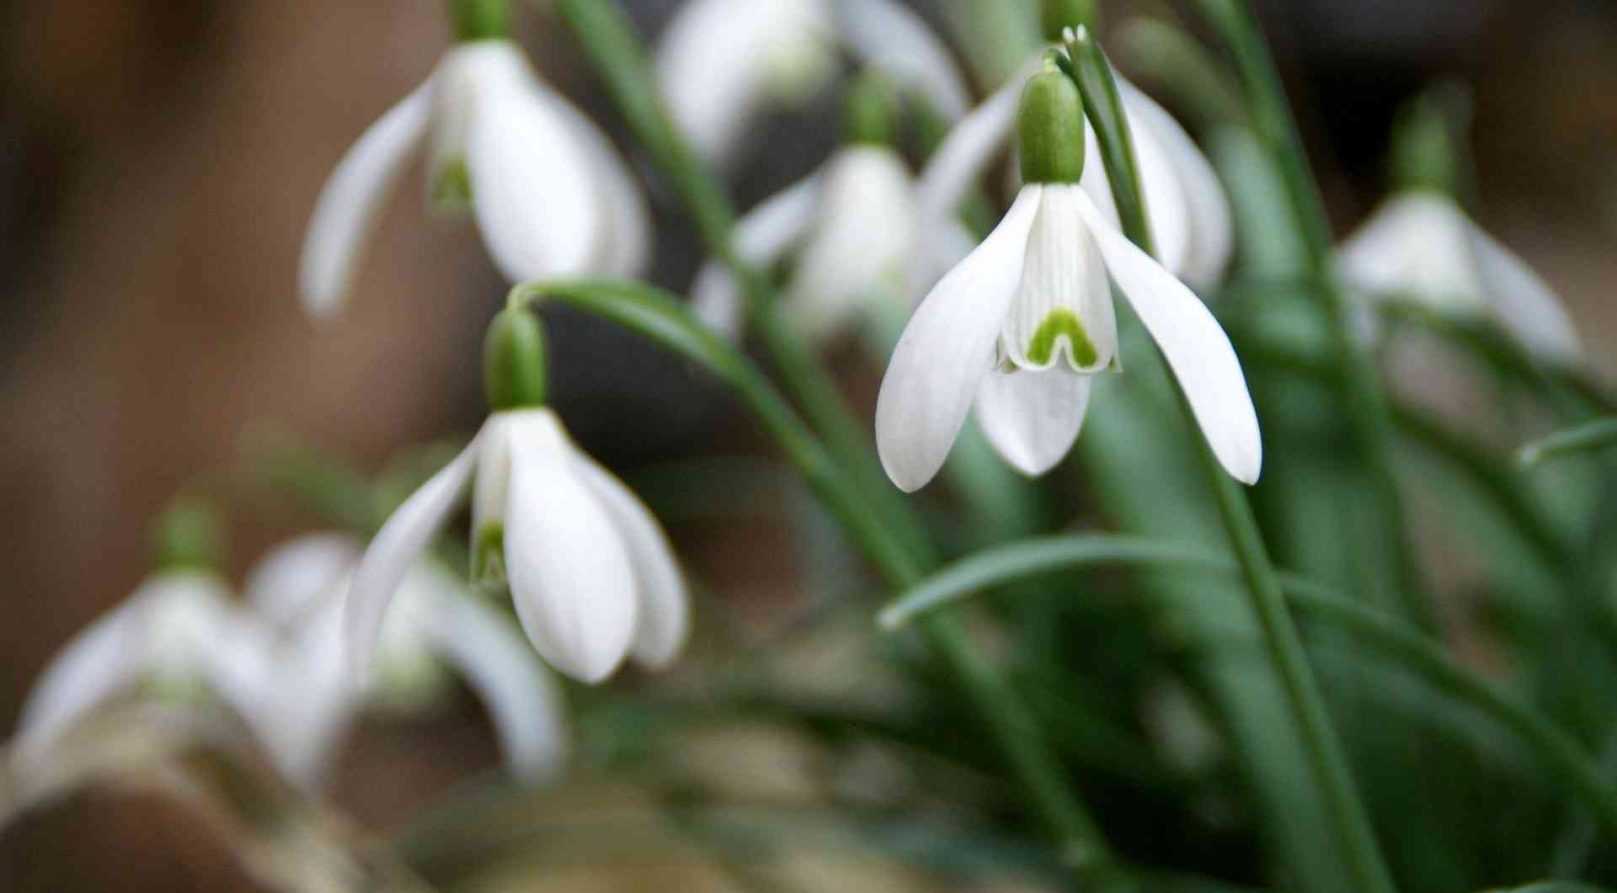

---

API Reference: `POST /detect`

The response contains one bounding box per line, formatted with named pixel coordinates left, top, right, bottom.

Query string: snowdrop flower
left=656, top=0, right=971, bottom=164
left=346, top=308, right=688, bottom=684
left=1336, top=191, right=1580, bottom=364
left=875, top=65, right=1260, bottom=491
left=11, top=567, right=264, bottom=773
left=691, top=77, right=976, bottom=343
left=916, top=59, right=1232, bottom=292
left=300, top=31, right=649, bottom=319
left=239, top=533, right=568, bottom=787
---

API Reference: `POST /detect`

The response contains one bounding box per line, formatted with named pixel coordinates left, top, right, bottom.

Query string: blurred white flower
left=875, top=182, right=1260, bottom=491
left=1336, top=191, right=1580, bottom=364
left=11, top=569, right=263, bottom=774
left=918, top=75, right=1233, bottom=292
left=655, top=0, right=970, bottom=164
left=690, top=144, right=976, bottom=343
left=300, top=40, right=649, bottom=319
left=345, top=408, right=688, bottom=685
left=239, top=534, right=569, bottom=788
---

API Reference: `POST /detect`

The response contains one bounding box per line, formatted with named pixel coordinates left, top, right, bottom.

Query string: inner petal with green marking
left=1025, top=308, right=1099, bottom=370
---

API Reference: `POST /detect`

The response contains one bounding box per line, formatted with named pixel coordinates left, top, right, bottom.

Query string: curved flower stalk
left=876, top=65, right=1260, bottom=492
left=11, top=569, right=266, bottom=776
left=300, top=39, right=650, bottom=319
left=655, top=0, right=971, bottom=164
left=239, top=534, right=569, bottom=787
left=346, top=308, right=688, bottom=685
left=689, top=141, right=976, bottom=344
left=1336, top=191, right=1581, bottom=364
left=917, top=65, right=1232, bottom=292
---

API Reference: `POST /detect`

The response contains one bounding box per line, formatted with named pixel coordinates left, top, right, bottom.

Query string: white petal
left=1466, top=218, right=1582, bottom=364
left=786, top=146, right=918, bottom=342
left=916, top=81, right=1019, bottom=225
left=974, top=369, right=1092, bottom=476
left=503, top=411, right=638, bottom=683
left=691, top=172, right=823, bottom=340
left=344, top=438, right=479, bottom=680
left=1001, top=188, right=1116, bottom=372
left=914, top=219, right=980, bottom=299
left=465, top=55, right=604, bottom=282
left=419, top=574, right=570, bottom=781
left=471, top=413, right=517, bottom=556
left=241, top=533, right=361, bottom=629
left=540, top=83, right=652, bottom=278
left=831, top=0, right=971, bottom=119
left=1124, top=111, right=1193, bottom=280
left=299, top=85, right=431, bottom=320
left=570, top=451, right=688, bottom=669
left=656, top=0, right=835, bottom=163
left=248, top=604, right=353, bottom=789
left=1119, top=82, right=1232, bottom=290
left=1337, top=193, right=1481, bottom=311
left=876, top=186, right=1042, bottom=491
left=13, top=600, right=145, bottom=762
left=1076, top=191, right=1262, bottom=484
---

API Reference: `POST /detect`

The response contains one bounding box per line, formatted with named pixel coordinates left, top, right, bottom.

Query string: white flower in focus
left=239, top=534, right=569, bottom=787
left=656, top=0, right=971, bottom=164
left=345, top=408, right=688, bottom=685
left=1336, top=191, right=1581, bottom=363
left=300, top=40, right=650, bottom=319
left=876, top=69, right=1260, bottom=492
left=690, top=144, right=976, bottom=343
left=11, top=570, right=263, bottom=772
left=918, top=72, right=1233, bottom=292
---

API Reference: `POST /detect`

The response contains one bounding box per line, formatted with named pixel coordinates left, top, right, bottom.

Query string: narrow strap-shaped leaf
left=880, top=533, right=1617, bottom=843
left=1520, top=419, right=1617, bottom=467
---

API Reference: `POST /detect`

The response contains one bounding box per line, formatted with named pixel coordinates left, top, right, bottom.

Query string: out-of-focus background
left=1, top=0, right=1613, bottom=889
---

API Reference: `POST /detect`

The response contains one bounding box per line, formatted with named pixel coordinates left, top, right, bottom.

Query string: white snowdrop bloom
left=300, top=39, right=650, bottom=319
left=10, top=570, right=263, bottom=771
left=690, top=144, right=976, bottom=343
left=656, top=0, right=971, bottom=164
left=876, top=70, right=1260, bottom=492
left=1336, top=191, right=1581, bottom=364
left=345, top=408, right=688, bottom=685
left=917, top=68, right=1233, bottom=292
left=238, top=534, right=569, bottom=788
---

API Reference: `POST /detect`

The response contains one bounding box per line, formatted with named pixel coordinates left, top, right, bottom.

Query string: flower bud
left=1017, top=61, right=1086, bottom=185
left=483, top=306, right=548, bottom=411
left=151, top=500, right=222, bottom=572
left=447, top=0, right=509, bottom=42
left=1041, top=0, right=1097, bottom=43
left=843, top=72, right=900, bottom=147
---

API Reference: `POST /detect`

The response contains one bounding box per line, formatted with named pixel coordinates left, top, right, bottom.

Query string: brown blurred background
left=0, top=0, right=1614, bottom=888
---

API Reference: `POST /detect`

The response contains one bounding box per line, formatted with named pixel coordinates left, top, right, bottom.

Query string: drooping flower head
left=690, top=73, right=976, bottom=345
left=344, top=305, right=689, bottom=684
left=875, top=61, right=1260, bottom=491
left=300, top=14, right=649, bottom=319
left=1335, top=88, right=1580, bottom=364
left=655, top=0, right=971, bottom=165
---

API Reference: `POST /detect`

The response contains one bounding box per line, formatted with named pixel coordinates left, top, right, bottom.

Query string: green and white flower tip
left=691, top=74, right=976, bottom=345
left=655, top=0, right=971, bottom=165
left=1336, top=89, right=1580, bottom=365
left=916, top=47, right=1232, bottom=294
left=299, top=27, right=649, bottom=321
left=875, top=65, right=1261, bottom=492
left=345, top=309, right=688, bottom=685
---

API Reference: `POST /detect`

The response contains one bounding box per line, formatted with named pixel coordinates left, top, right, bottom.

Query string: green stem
left=553, top=0, right=931, bottom=564
left=1064, top=30, right=1397, bottom=893
left=1192, top=0, right=1430, bottom=631
left=1519, top=418, right=1617, bottom=467
left=510, top=278, right=1121, bottom=880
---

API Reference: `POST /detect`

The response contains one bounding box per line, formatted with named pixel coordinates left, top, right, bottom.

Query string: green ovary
left=1026, top=309, right=1098, bottom=368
